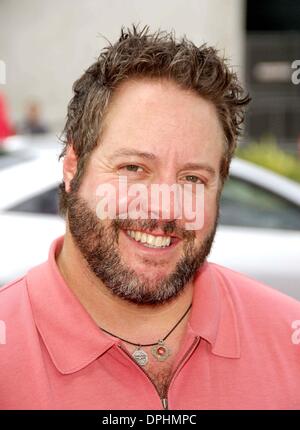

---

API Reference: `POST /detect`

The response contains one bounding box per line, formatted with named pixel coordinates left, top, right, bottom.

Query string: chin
left=135, top=267, right=172, bottom=282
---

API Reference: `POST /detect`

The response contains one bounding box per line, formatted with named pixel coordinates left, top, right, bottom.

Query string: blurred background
left=0, top=0, right=299, bottom=298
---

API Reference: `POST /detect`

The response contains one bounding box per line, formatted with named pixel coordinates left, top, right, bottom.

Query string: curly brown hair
left=59, top=25, right=250, bottom=215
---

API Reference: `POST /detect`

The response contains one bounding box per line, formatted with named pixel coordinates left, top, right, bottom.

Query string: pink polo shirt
left=1, top=236, right=300, bottom=410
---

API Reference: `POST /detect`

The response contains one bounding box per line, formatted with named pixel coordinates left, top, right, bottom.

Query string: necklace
left=99, top=303, right=192, bottom=366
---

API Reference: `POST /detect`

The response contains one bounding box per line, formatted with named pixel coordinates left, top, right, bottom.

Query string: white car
left=210, top=160, right=300, bottom=298
left=0, top=148, right=300, bottom=299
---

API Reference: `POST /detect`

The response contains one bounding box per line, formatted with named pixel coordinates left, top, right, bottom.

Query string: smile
left=125, top=230, right=173, bottom=248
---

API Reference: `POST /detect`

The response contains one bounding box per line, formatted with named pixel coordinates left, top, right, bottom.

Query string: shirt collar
left=189, top=262, right=240, bottom=358
left=26, top=236, right=240, bottom=375
left=26, top=236, right=117, bottom=375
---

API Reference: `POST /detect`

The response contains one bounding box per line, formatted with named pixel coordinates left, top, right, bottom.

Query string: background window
left=220, top=177, right=300, bottom=230
left=8, top=187, right=59, bottom=215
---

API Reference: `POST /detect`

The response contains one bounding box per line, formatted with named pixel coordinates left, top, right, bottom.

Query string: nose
left=147, top=182, right=183, bottom=222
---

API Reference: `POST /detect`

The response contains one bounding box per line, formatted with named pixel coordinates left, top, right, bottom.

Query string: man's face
left=67, top=79, right=224, bottom=304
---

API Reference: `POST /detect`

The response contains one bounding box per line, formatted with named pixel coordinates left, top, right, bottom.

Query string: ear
left=63, top=145, right=78, bottom=193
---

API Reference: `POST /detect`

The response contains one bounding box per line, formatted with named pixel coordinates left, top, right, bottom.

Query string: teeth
left=154, top=236, right=163, bottom=247
left=147, top=235, right=156, bottom=246
left=126, top=230, right=172, bottom=248
left=141, top=233, right=147, bottom=243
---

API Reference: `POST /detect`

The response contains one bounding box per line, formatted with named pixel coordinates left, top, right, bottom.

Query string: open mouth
left=125, top=229, right=177, bottom=249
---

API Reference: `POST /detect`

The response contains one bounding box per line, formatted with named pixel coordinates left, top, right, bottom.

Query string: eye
left=184, top=175, right=203, bottom=184
left=121, top=164, right=144, bottom=173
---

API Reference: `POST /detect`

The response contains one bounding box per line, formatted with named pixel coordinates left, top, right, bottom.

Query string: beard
left=67, top=191, right=219, bottom=305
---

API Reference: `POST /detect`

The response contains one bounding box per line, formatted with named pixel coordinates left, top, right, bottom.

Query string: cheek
left=79, top=172, right=119, bottom=212
left=193, top=205, right=218, bottom=245
left=181, top=189, right=218, bottom=233
left=78, top=178, right=99, bottom=210
left=202, top=193, right=219, bottom=230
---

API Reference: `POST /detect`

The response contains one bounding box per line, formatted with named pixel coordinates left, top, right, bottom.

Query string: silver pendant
left=151, top=340, right=171, bottom=362
left=132, top=346, right=148, bottom=366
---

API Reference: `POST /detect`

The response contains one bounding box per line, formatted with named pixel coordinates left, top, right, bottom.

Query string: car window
left=220, top=176, right=300, bottom=230
left=0, top=152, right=33, bottom=169
left=7, top=187, right=59, bottom=215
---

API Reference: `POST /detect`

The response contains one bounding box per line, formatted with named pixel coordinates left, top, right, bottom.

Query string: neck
left=56, top=230, right=194, bottom=345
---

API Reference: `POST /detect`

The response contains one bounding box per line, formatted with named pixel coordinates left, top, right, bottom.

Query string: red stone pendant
left=151, top=340, right=171, bottom=362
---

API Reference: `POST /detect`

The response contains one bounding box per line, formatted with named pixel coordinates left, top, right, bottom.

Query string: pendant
left=132, top=346, right=148, bottom=366
left=151, top=340, right=171, bottom=362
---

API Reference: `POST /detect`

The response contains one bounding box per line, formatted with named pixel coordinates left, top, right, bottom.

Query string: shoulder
left=0, top=260, right=48, bottom=320
left=208, top=261, right=300, bottom=309
left=0, top=259, right=47, bottom=310
left=0, top=275, right=33, bottom=342
left=0, top=275, right=28, bottom=310
left=0, top=275, right=33, bottom=357
left=207, top=262, right=300, bottom=336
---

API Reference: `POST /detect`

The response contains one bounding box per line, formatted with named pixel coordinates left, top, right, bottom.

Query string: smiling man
left=1, top=26, right=300, bottom=410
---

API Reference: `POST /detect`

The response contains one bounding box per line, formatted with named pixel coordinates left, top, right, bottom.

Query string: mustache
left=66, top=192, right=196, bottom=240
left=112, top=218, right=195, bottom=240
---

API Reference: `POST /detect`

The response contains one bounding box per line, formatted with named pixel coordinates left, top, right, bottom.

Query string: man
left=1, top=26, right=300, bottom=410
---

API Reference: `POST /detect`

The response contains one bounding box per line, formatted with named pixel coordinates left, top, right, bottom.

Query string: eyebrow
left=109, top=148, right=157, bottom=161
left=109, top=148, right=216, bottom=176
left=181, top=162, right=216, bottom=176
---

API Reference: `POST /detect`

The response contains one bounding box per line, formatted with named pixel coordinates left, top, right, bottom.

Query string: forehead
left=97, top=78, right=224, bottom=162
